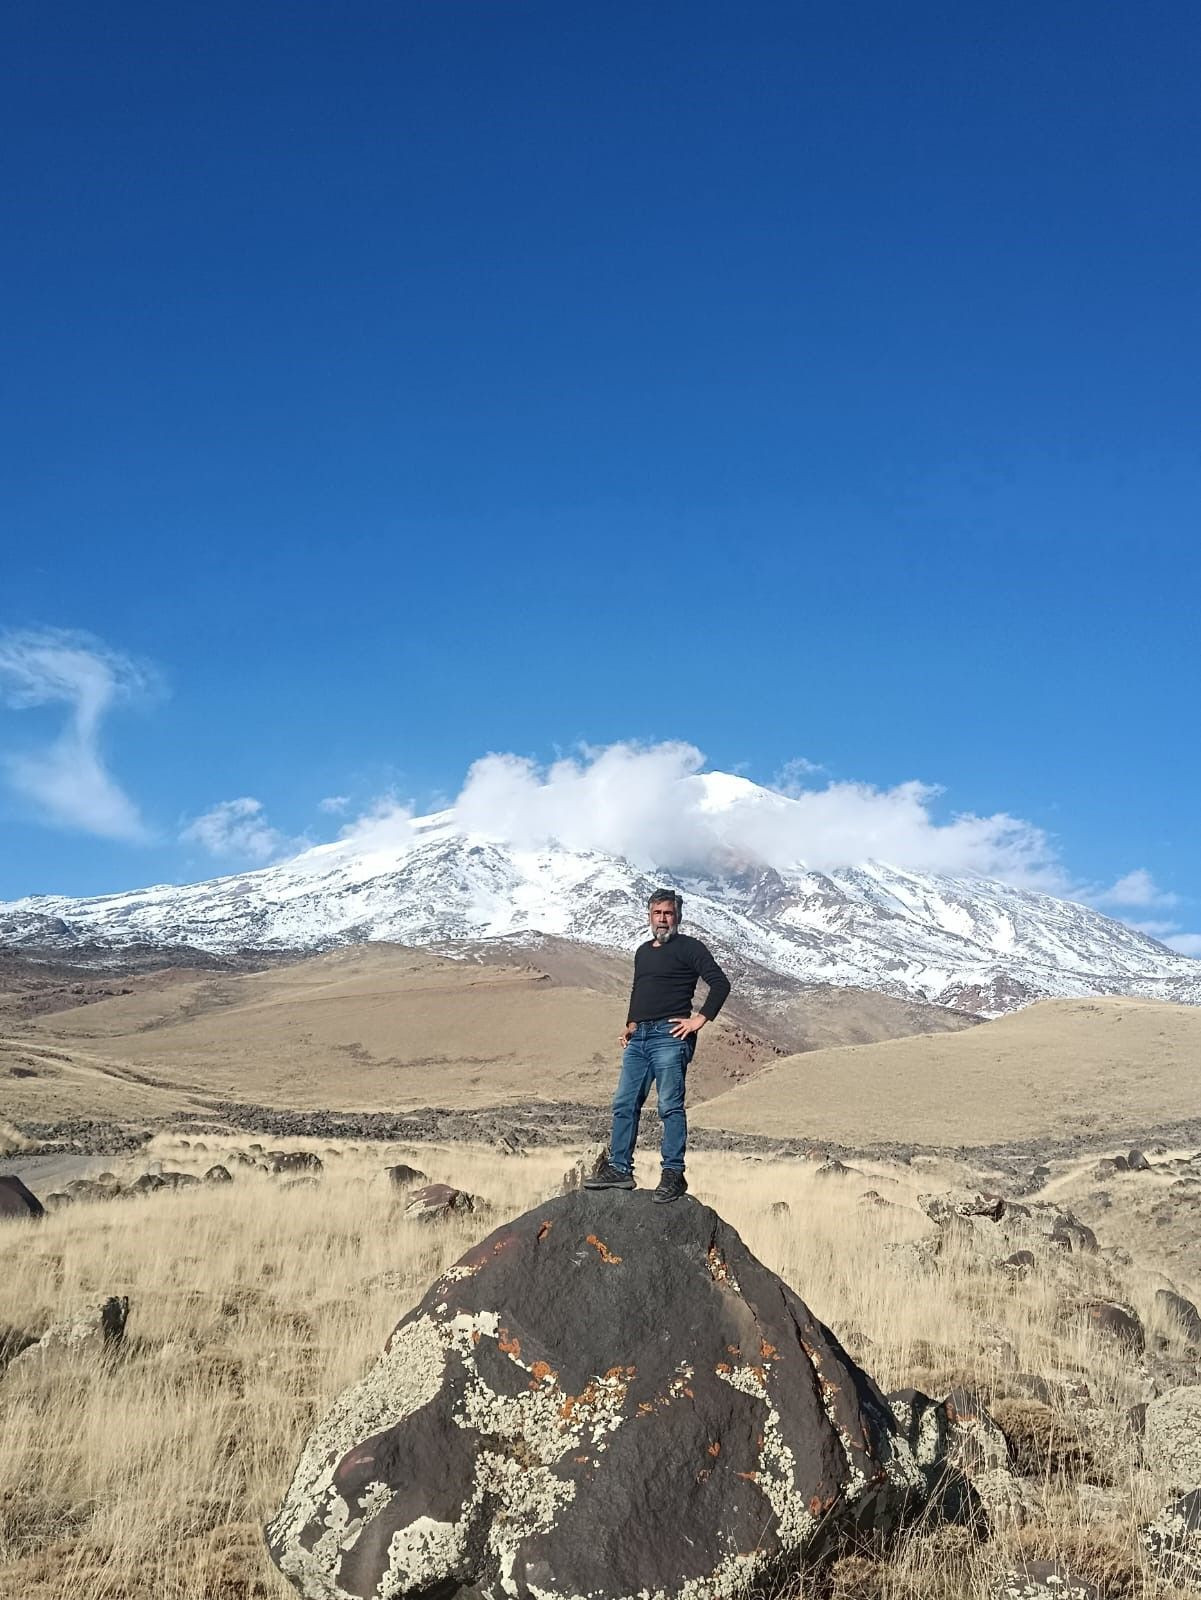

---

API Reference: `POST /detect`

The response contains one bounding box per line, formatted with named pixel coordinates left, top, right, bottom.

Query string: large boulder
left=266, top=1191, right=931, bottom=1600
left=0, top=1175, right=45, bottom=1221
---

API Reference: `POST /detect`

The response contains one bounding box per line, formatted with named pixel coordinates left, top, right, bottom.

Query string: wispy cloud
left=318, top=794, right=350, bottom=814
left=0, top=627, right=157, bottom=841
left=1090, top=868, right=1179, bottom=909
left=180, top=797, right=300, bottom=864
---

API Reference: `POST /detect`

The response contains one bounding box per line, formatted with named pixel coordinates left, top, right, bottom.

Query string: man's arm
left=669, top=939, right=731, bottom=1038
left=694, top=941, right=731, bottom=1020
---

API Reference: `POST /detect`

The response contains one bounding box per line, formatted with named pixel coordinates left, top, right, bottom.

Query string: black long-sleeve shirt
left=626, top=934, right=732, bottom=1024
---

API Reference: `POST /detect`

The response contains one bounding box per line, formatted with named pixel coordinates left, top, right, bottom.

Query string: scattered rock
left=0, top=1174, right=45, bottom=1220
left=384, top=1163, right=428, bottom=1189
left=495, top=1131, right=527, bottom=1157
left=10, top=1296, right=129, bottom=1370
left=1157, top=1289, right=1201, bottom=1346
left=1142, top=1488, right=1201, bottom=1588
left=1078, top=1300, right=1145, bottom=1353
left=157, top=1171, right=200, bottom=1190
left=560, top=1148, right=609, bottom=1195
left=129, top=1173, right=165, bottom=1194
left=1128, top=1148, right=1152, bottom=1172
left=769, top=1200, right=791, bottom=1217
left=267, top=1191, right=934, bottom=1600
left=1048, top=1219, right=1097, bottom=1255
left=269, top=1151, right=324, bottom=1177
left=1000, top=1251, right=1036, bottom=1271
left=204, top=1165, right=233, bottom=1184
left=889, top=1386, right=1021, bottom=1526
left=814, top=1158, right=860, bottom=1178
left=403, top=1182, right=480, bottom=1222
left=64, top=1178, right=117, bottom=1204
left=995, top=1559, right=1101, bottom=1599
left=920, top=1190, right=1006, bottom=1225
left=1144, top=1386, right=1201, bottom=1489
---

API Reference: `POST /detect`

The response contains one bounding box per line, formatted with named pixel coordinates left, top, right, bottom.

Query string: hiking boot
left=653, top=1168, right=688, bottom=1204
left=583, top=1161, right=636, bottom=1190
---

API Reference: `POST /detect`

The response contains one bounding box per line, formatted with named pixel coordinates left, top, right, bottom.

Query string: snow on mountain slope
left=2, top=777, right=1197, bottom=1016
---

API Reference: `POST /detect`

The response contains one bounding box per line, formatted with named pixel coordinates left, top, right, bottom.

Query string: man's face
left=648, top=899, right=679, bottom=943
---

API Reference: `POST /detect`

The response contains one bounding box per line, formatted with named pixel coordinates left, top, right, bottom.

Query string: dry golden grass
left=0, top=1141, right=1195, bottom=1599
left=692, top=996, right=1201, bottom=1146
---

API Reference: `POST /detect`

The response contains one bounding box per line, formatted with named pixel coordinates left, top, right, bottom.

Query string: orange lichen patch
left=560, top=1380, right=601, bottom=1419
left=471, top=1330, right=481, bottom=1346
left=715, top=1361, right=731, bottom=1375
left=605, top=1365, right=636, bottom=1380
left=707, top=1441, right=721, bottom=1458
left=530, top=1360, right=554, bottom=1382
left=759, top=1341, right=778, bottom=1360
left=637, top=1402, right=655, bottom=1415
left=726, top=1344, right=741, bottom=1357
left=537, top=1221, right=553, bottom=1242
left=683, top=1386, right=695, bottom=1399
left=574, top=1455, right=589, bottom=1464
left=586, top=1235, right=622, bottom=1265
left=737, top=1471, right=759, bottom=1483
left=695, top=1467, right=712, bottom=1484
left=498, top=1331, right=522, bottom=1358
left=810, top=1495, right=824, bottom=1516
left=747, top=1366, right=767, bottom=1388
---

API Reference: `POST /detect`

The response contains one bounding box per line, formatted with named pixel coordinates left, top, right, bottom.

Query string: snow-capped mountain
left=2, top=774, right=1197, bottom=1016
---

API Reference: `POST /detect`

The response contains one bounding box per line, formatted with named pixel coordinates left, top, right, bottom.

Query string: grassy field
left=0, top=1139, right=1197, bottom=1599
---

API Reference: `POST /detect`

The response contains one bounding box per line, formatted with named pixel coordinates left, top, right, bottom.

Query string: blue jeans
left=609, top=1019, right=696, bottom=1175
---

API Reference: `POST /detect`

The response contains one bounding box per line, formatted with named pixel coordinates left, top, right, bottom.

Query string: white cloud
left=333, top=793, right=415, bottom=854
left=0, top=627, right=156, bottom=841
left=1091, top=868, right=1179, bottom=909
left=450, top=741, right=1062, bottom=883
left=181, top=797, right=293, bottom=864
left=318, top=794, right=350, bottom=814
left=1164, top=934, right=1201, bottom=957
left=1123, top=919, right=1183, bottom=938
left=772, top=755, right=828, bottom=794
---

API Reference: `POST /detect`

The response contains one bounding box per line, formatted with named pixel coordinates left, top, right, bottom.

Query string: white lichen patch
left=479, top=1449, right=575, bottom=1596
left=716, top=1364, right=817, bottom=1548
left=380, top=1515, right=470, bottom=1598
left=270, top=1313, right=448, bottom=1594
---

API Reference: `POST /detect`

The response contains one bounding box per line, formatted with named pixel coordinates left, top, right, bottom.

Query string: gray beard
left=652, top=927, right=676, bottom=944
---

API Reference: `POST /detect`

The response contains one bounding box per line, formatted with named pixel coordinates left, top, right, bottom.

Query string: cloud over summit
left=450, top=741, right=1062, bottom=884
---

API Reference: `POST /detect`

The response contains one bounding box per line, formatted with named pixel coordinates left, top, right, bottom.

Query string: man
left=585, top=888, right=731, bottom=1203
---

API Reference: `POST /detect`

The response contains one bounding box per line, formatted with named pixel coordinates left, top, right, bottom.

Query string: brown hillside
left=692, top=996, right=1201, bottom=1146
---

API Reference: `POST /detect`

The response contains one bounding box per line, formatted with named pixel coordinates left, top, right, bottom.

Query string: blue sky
left=1, top=2, right=1198, bottom=949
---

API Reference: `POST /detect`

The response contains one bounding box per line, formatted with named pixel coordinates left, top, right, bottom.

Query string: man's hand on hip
left=619, top=1022, right=636, bottom=1048
left=669, top=1014, right=708, bottom=1040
